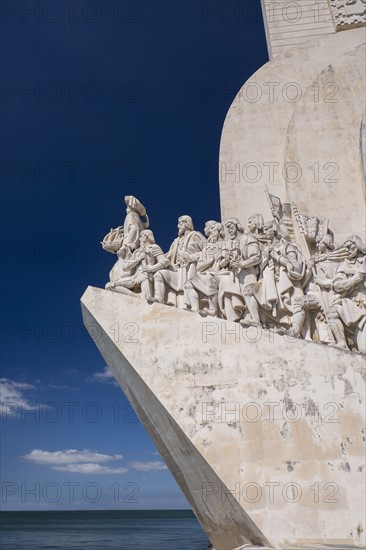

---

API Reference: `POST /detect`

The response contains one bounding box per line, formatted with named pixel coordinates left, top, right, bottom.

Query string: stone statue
left=102, top=195, right=149, bottom=256
left=327, top=235, right=366, bottom=353
left=153, top=215, right=206, bottom=307
left=120, top=195, right=149, bottom=258
left=256, top=219, right=290, bottom=319
left=104, top=195, right=150, bottom=286
left=184, top=220, right=226, bottom=315
left=247, top=214, right=265, bottom=242
left=106, top=229, right=169, bottom=300
left=256, top=219, right=307, bottom=335
left=296, top=234, right=348, bottom=343
left=101, top=194, right=366, bottom=355
left=218, top=218, right=261, bottom=325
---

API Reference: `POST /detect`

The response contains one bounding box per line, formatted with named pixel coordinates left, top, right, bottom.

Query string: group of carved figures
left=102, top=195, right=366, bottom=354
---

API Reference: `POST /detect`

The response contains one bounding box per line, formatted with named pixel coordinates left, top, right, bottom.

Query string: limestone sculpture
left=103, top=193, right=366, bottom=354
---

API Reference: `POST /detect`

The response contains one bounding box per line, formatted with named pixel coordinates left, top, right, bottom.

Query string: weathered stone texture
left=261, top=0, right=335, bottom=59
left=219, top=28, right=366, bottom=244
left=81, top=287, right=365, bottom=549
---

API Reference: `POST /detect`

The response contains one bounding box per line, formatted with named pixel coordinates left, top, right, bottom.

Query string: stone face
left=81, top=287, right=366, bottom=549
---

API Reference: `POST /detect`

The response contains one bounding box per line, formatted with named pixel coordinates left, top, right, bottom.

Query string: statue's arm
left=333, top=271, right=364, bottom=293
left=143, top=246, right=170, bottom=273
left=150, top=254, right=171, bottom=272
left=189, top=233, right=206, bottom=254
left=241, top=242, right=261, bottom=269
left=286, top=261, right=305, bottom=280
left=123, top=253, right=143, bottom=271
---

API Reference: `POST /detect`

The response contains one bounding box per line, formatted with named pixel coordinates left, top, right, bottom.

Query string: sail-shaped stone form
left=220, top=26, right=366, bottom=243
left=81, top=286, right=365, bottom=549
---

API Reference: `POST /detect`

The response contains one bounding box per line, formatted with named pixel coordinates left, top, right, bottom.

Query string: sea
left=0, top=510, right=211, bottom=549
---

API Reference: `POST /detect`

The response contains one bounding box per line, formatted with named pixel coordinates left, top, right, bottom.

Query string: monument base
left=81, top=286, right=365, bottom=550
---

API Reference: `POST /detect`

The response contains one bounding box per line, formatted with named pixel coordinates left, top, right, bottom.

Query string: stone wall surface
left=81, top=286, right=366, bottom=549
left=261, top=0, right=366, bottom=58
left=219, top=28, right=366, bottom=243
left=283, top=41, right=366, bottom=244
left=261, top=0, right=335, bottom=59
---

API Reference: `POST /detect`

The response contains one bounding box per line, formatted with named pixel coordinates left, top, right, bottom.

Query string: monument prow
left=81, top=286, right=365, bottom=549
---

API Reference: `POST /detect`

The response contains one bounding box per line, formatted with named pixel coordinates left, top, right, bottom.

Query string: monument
left=81, top=2, right=366, bottom=548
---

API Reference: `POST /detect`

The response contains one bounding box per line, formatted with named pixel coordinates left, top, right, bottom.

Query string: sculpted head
left=224, top=217, right=243, bottom=240
left=204, top=220, right=224, bottom=241
left=204, top=220, right=216, bottom=236
left=264, top=219, right=290, bottom=242
left=248, top=214, right=264, bottom=234
left=178, top=215, right=193, bottom=236
left=139, top=229, right=155, bottom=245
left=124, top=195, right=146, bottom=216
left=344, top=235, right=365, bottom=259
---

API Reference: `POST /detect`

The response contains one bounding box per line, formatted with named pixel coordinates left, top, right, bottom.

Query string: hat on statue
left=124, top=195, right=146, bottom=216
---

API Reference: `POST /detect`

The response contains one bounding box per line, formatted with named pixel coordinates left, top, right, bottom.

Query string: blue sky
left=1, top=0, right=268, bottom=510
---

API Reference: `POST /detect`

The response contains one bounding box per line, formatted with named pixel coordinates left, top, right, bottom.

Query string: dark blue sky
left=1, top=0, right=268, bottom=510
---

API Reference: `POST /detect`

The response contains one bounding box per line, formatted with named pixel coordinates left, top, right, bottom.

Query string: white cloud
left=22, top=449, right=123, bottom=465
left=87, top=367, right=118, bottom=386
left=0, top=378, right=36, bottom=415
left=21, top=449, right=167, bottom=476
left=53, top=463, right=129, bottom=474
left=129, top=461, right=167, bottom=472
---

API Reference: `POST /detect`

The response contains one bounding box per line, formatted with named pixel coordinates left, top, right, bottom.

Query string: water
left=0, top=510, right=211, bottom=549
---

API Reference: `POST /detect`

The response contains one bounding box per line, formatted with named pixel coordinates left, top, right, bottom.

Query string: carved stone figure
left=257, top=220, right=307, bottom=335
left=247, top=214, right=265, bottom=241
left=327, top=235, right=366, bottom=353
left=256, top=220, right=289, bottom=319
left=184, top=220, right=226, bottom=315
left=120, top=195, right=149, bottom=258
left=105, top=195, right=149, bottom=286
left=106, top=229, right=169, bottom=300
left=294, top=233, right=345, bottom=342
left=218, top=218, right=261, bottom=324
left=101, top=194, right=366, bottom=354
left=153, top=215, right=206, bottom=307
left=310, top=235, right=346, bottom=291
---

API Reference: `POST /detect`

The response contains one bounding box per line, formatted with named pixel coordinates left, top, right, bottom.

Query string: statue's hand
left=179, top=251, right=190, bottom=262
left=354, top=272, right=366, bottom=283
left=230, top=259, right=243, bottom=269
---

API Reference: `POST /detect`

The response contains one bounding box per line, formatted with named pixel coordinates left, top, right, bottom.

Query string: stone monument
left=81, top=5, right=366, bottom=549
